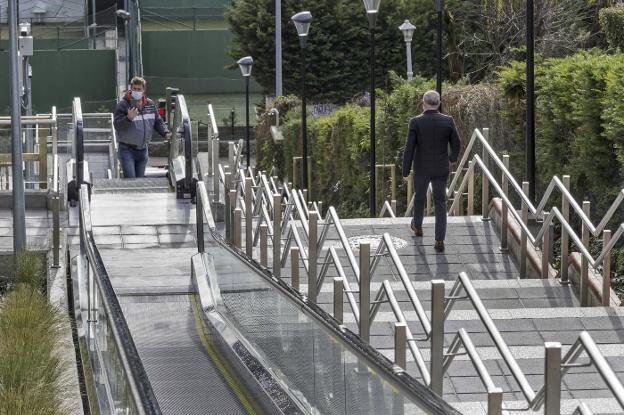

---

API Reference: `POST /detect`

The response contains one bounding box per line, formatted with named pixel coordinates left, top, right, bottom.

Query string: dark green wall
left=0, top=49, right=116, bottom=114
left=142, top=30, right=261, bottom=94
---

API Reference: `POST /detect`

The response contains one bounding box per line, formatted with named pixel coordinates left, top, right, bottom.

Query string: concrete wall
left=0, top=49, right=116, bottom=114
left=141, top=29, right=261, bottom=95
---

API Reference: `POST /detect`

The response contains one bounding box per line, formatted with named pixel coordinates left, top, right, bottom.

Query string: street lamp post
left=292, top=11, right=312, bottom=190
left=115, top=9, right=131, bottom=88
left=237, top=56, right=253, bottom=168
left=399, top=20, right=416, bottom=81
left=435, top=0, right=443, bottom=98
left=9, top=0, right=26, bottom=252
left=526, top=0, right=536, bottom=201
left=363, top=0, right=381, bottom=217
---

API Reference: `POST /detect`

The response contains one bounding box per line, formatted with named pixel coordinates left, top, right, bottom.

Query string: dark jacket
left=113, top=93, right=169, bottom=149
left=401, top=110, right=461, bottom=177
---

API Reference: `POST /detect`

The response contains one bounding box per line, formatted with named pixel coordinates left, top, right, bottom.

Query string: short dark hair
left=130, top=76, right=146, bottom=88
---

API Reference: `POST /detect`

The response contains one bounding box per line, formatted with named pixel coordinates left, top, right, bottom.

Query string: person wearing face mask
left=113, top=76, right=172, bottom=178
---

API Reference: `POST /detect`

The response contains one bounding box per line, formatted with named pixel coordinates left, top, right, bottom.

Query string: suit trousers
left=412, top=174, right=448, bottom=241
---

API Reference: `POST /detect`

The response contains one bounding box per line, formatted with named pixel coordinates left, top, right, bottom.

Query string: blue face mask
left=131, top=90, right=143, bottom=100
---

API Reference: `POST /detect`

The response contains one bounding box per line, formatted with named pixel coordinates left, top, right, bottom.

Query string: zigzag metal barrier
left=200, top=105, right=624, bottom=413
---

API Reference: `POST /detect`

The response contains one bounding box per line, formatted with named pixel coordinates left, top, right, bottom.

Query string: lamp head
left=291, top=11, right=312, bottom=48
left=237, top=56, right=253, bottom=77
left=398, top=20, right=416, bottom=43
left=362, top=0, right=381, bottom=28
left=116, top=9, right=131, bottom=21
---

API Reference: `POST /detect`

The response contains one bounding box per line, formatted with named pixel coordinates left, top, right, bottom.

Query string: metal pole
left=91, top=0, right=97, bottom=49
left=436, top=0, right=443, bottom=99
left=245, top=177, right=253, bottom=257
left=308, top=211, right=318, bottom=301
left=23, top=56, right=34, bottom=189
left=359, top=242, right=371, bottom=342
left=581, top=201, right=590, bottom=306
left=394, top=322, right=407, bottom=369
left=405, top=41, right=413, bottom=81
left=544, top=342, right=562, bottom=415
left=301, top=46, right=308, bottom=190
left=430, top=279, right=445, bottom=395
left=369, top=27, right=376, bottom=217
left=334, top=277, right=343, bottom=324
left=275, top=0, right=282, bottom=96
left=291, top=247, right=300, bottom=290
left=273, top=193, right=281, bottom=277
left=9, top=0, right=26, bottom=253
left=245, top=76, right=250, bottom=168
left=560, top=175, right=570, bottom=284
left=124, top=20, right=129, bottom=82
left=231, top=108, right=235, bottom=139
left=526, top=0, right=536, bottom=202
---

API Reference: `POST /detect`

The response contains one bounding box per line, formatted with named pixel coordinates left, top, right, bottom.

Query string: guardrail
left=407, top=127, right=623, bottom=306
left=195, top=179, right=461, bottom=415
left=76, top=184, right=161, bottom=415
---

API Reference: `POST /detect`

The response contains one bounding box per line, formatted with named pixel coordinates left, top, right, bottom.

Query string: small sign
left=308, top=104, right=337, bottom=117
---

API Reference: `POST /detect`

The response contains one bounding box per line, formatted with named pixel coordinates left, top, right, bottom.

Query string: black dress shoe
left=434, top=240, right=445, bottom=252
left=410, top=221, right=423, bottom=237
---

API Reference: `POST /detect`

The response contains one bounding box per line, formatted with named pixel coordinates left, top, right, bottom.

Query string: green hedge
left=257, top=73, right=512, bottom=216
left=600, top=6, right=624, bottom=50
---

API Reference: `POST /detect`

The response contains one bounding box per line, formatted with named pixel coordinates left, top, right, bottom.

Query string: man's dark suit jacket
left=401, top=109, right=461, bottom=177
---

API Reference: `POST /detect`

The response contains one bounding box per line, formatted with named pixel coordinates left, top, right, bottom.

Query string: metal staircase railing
left=436, top=128, right=622, bottom=306
left=197, top=108, right=624, bottom=414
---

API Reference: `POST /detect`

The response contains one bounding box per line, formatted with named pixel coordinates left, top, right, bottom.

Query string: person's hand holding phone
left=127, top=107, right=139, bottom=120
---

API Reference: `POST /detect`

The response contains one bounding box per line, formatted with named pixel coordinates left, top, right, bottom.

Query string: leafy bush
left=0, top=285, right=65, bottom=415
left=600, top=6, right=624, bottom=50
left=257, top=73, right=512, bottom=216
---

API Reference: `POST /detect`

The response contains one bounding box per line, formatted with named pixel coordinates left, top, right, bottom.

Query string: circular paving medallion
left=345, top=234, right=409, bottom=251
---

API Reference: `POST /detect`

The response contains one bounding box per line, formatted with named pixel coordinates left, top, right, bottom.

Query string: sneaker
left=434, top=240, right=445, bottom=252
left=410, top=221, right=423, bottom=237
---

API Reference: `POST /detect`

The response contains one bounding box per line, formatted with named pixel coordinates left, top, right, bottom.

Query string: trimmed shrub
left=600, top=6, right=624, bottom=50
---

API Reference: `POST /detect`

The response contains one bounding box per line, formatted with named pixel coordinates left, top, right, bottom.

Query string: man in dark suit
left=402, top=90, right=461, bottom=252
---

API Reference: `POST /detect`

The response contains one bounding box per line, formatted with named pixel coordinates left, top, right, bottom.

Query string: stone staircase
left=255, top=215, right=624, bottom=414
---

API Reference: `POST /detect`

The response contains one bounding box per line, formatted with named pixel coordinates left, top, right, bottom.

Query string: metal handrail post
left=52, top=154, right=60, bottom=267
left=212, top=138, right=219, bottom=198
left=234, top=208, right=242, bottom=248
left=334, top=277, right=344, bottom=324
left=260, top=224, right=268, bottom=266
left=560, top=175, right=571, bottom=283
left=273, top=193, right=282, bottom=277
left=481, top=128, right=490, bottom=220
left=541, top=217, right=551, bottom=278
left=291, top=247, right=300, bottom=291
left=520, top=182, right=529, bottom=278
left=245, top=177, right=253, bottom=257
left=229, top=189, right=237, bottom=238
left=602, top=230, right=612, bottom=306
left=308, top=211, right=318, bottom=301
left=544, top=342, right=562, bottom=415
left=197, top=184, right=204, bottom=253
left=394, top=322, right=407, bottom=369
left=500, top=155, right=509, bottom=251
left=467, top=159, right=475, bottom=215
left=359, top=243, right=371, bottom=342
left=581, top=201, right=590, bottom=306
left=430, top=280, right=445, bottom=395
left=224, top=171, right=232, bottom=240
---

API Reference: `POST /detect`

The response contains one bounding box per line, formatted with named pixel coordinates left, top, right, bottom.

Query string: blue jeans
left=118, top=142, right=148, bottom=178
left=413, top=174, right=448, bottom=241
